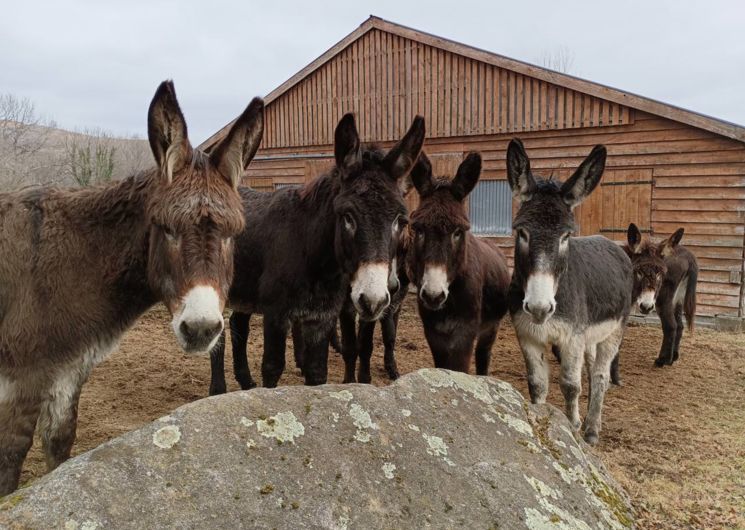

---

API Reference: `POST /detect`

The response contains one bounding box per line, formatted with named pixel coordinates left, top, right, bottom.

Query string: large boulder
left=1, top=369, right=633, bottom=529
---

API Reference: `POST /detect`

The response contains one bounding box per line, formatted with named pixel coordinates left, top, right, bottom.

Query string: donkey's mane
left=298, top=145, right=387, bottom=205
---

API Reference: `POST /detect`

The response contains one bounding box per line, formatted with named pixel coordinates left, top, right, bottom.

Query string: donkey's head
left=332, top=113, right=425, bottom=321
left=624, top=223, right=683, bottom=314
left=507, top=138, right=607, bottom=324
left=146, top=81, right=262, bottom=353
left=408, top=151, right=482, bottom=310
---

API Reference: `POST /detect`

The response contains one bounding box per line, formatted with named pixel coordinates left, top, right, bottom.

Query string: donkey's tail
left=684, top=268, right=698, bottom=333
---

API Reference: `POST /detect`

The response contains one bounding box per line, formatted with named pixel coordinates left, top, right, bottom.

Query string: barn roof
left=200, top=15, right=745, bottom=150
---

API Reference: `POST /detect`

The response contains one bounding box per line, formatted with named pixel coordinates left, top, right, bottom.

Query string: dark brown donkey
left=406, top=152, right=510, bottom=374
left=336, top=227, right=412, bottom=383
left=208, top=113, right=424, bottom=392
left=625, top=223, right=698, bottom=367
left=0, top=81, right=263, bottom=495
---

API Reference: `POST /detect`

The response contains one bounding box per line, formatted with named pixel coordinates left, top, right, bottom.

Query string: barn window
left=468, top=180, right=513, bottom=236
left=274, top=182, right=301, bottom=190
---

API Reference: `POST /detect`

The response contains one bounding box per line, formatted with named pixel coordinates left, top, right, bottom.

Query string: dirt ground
left=20, top=298, right=745, bottom=529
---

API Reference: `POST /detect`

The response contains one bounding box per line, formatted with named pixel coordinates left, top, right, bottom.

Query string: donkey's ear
left=561, top=145, right=606, bottom=209
left=660, top=228, right=684, bottom=257
left=334, top=113, right=361, bottom=174
left=398, top=175, right=415, bottom=197
left=627, top=223, right=642, bottom=254
left=211, top=97, right=264, bottom=189
left=383, top=116, right=426, bottom=180
left=410, top=151, right=435, bottom=197
left=148, top=80, right=192, bottom=183
left=506, top=138, right=535, bottom=202
left=451, top=152, right=482, bottom=201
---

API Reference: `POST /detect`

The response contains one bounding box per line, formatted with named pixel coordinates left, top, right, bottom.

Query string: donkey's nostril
left=180, top=320, right=192, bottom=338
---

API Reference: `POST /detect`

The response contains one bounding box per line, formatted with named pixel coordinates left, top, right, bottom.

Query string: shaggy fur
left=208, top=114, right=424, bottom=392
left=0, top=81, right=263, bottom=495
left=406, top=152, right=510, bottom=374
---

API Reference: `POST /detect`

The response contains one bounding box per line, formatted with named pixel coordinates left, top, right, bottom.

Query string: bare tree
left=64, top=128, right=117, bottom=186
left=0, top=94, right=59, bottom=188
left=538, top=46, right=576, bottom=74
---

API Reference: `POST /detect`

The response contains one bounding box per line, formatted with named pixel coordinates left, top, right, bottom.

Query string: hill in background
left=0, top=94, right=152, bottom=191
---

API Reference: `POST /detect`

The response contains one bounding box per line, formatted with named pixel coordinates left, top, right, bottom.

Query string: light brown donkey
left=0, top=81, right=263, bottom=494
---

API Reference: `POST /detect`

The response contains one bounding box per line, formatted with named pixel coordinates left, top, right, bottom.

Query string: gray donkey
left=506, top=139, right=632, bottom=446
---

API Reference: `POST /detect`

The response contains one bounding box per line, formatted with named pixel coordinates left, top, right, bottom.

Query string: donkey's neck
left=298, top=174, right=342, bottom=275
left=65, top=171, right=157, bottom=319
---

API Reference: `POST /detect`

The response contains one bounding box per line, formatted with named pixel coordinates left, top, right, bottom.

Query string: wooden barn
left=201, top=16, right=745, bottom=326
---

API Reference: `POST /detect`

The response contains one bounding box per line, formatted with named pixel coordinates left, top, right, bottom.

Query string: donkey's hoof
left=357, top=372, right=372, bottom=385
left=386, top=368, right=400, bottom=381
left=653, top=358, right=666, bottom=368
left=611, top=378, right=623, bottom=387
left=583, top=431, right=599, bottom=446
left=237, top=379, right=257, bottom=391
left=209, top=384, right=227, bottom=396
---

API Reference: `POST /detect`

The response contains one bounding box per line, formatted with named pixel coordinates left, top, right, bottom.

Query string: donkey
left=506, top=139, right=632, bottom=446
left=625, top=223, right=698, bottom=367
left=406, top=152, right=510, bottom=374
left=208, top=113, right=424, bottom=392
left=335, top=227, right=411, bottom=383
left=0, top=81, right=263, bottom=494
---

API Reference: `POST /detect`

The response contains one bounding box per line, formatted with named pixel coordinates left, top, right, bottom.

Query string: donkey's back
left=557, top=235, right=632, bottom=327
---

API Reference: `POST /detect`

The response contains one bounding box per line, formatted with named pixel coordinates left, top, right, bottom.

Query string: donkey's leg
left=0, top=380, right=41, bottom=496
left=300, top=318, right=335, bottom=386
left=517, top=334, right=549, bottom=404
left=231, top=312, right=256, bottom=390
left=339, top=306, right=358, bottom=384
left=655, top=302, right=676, bottom=367
left=583, top=330, right=622, bottom=446
left=558, top=338, right=584, bottom=431
left=672, top=305, right=684, bottom=364
left=261, top=316, right=288, bottom=388
left=474, top=322, right=499, bottom=376
left=38, top=364, right=92, bottom=471
left=291, top=320, right=305, bottom=374
left=329, top=323, right=342, bottom=355
left=356, top=320, right=376, bottom=384
left=381, top=310, right=401, bottom=380
left=610, top=351, right=622, bottom=386
left=208, top=330, right=227, bottom=395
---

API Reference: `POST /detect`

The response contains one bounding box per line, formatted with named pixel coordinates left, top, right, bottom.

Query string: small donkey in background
left=625, top=223, right=698, bottom=367
left=506, top=139, right=632, bottom=445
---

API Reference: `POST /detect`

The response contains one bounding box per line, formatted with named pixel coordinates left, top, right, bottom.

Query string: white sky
left=2, top=0, right=744, bottom=144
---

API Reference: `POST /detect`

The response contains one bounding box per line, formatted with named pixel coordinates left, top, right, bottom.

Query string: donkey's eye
left=452, top=229, right=464, bottom=242
left=159, top=224, right=177, bottom=242
left=342, top=212, right=356, bottom=233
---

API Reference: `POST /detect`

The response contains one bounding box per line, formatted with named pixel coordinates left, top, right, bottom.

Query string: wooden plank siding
left=246, top=110, right=745, bottom=317
left=259, top=29, right=633, bottom=149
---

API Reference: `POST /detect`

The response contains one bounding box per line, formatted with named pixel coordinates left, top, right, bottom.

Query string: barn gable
left=201, top=17, right=745, bottom=322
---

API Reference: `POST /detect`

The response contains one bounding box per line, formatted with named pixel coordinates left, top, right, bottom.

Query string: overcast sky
left=2, top=0, right=744, bottom=144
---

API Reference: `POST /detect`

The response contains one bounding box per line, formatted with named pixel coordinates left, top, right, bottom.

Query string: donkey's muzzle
left=523, top=301, right=555, bottom=324
left=179, top=318, right=224, bottom=352
left=420, top=289, right=447, bottom=311
left=357, top=291, right=391, bottom=321
left=639, top=303, right=654, bottom=314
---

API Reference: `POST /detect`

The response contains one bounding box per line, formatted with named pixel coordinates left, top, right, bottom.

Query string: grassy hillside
left=0, top=120, right=152, bottom=190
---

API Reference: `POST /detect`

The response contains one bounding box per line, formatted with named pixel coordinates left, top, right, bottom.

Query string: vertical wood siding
left=261, top=29, right=633, bottom=148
